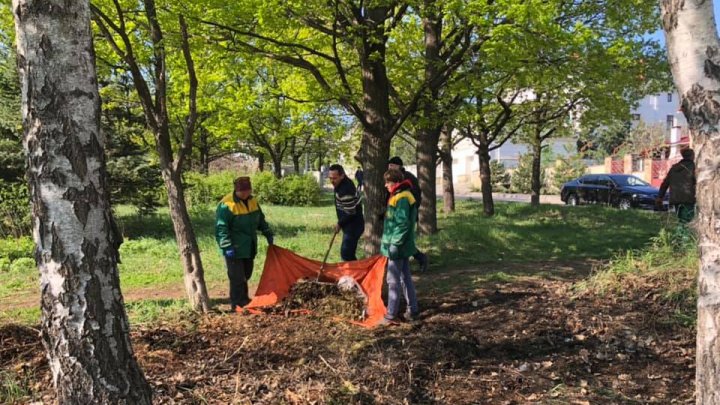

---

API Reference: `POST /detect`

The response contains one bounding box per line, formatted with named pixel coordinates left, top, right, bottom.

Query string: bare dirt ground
left=1, top=262, right=694, bottom=404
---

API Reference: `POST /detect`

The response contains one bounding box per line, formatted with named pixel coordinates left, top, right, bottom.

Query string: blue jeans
left=341, top=230, right=362, bottom=261
left=385, top=258, right=419, bottom=320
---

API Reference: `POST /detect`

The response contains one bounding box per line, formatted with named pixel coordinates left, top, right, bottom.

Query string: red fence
left=610, top=159, right=624, bottom=173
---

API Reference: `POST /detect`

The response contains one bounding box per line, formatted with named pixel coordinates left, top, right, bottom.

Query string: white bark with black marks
left=660, top=0, right=720, bottom=403
left=12, top=0, right=151, bottom=402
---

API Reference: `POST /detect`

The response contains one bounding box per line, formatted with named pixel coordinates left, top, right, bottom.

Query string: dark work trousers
left=225, top=257, right=254, bottom=309
left=341, top=230, right=361, bottom=261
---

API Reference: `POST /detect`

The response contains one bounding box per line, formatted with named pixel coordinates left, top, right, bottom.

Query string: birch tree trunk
left=12, top=0, right=151, bottom=402
left=660, top=1, right=720, bottom=402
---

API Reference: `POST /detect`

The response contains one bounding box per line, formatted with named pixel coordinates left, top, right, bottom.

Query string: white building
left=440, top=92, right=688, bottom=191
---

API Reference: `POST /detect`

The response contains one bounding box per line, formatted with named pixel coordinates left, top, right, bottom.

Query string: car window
left=597, top=176, right=614, bottom=187
left=612, top=176, right=650, bottom=187
left=580, top=175, right=597, bottom=185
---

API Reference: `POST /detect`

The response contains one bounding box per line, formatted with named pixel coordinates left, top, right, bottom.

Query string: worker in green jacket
left=380, top=169, right=419, bottom=324
left=216, top=176, right=274, bottom=311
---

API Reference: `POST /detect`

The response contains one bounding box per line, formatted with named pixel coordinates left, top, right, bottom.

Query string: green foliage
left=489, top=160, right=510, bottom=192
left=184, top=170, right=321, bottom=207
left=0, top=236, right=33, bottom=262
left=277, top=174, right=322, bottom=206
left=552, top=155, right=587, bottom=191
left=184, top=170, right=236, bottom=208
left=0, top=180, right=31, bottom=238
left=107, top=155, right=164, bottom=216
left=510, top=154, right=542, bottom=194
left=253, top=172, right=321, bottom=206
left=0, top=45, right=23, bottom=183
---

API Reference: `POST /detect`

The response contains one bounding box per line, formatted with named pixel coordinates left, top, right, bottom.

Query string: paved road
left=452, top=191, right=564, bottom=205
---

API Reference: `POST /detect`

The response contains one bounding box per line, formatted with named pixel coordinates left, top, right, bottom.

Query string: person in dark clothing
left=388, top=157, right=428, bottom=272
left=329, top=164, right=365, bottom=261
left=354, top=168, right=364, bottom=192
left=216, top=176, right=274, bottom=311
left=656, top=148, right=696, bottom=223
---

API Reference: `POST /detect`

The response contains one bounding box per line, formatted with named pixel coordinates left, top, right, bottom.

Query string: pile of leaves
left=267, top=278, right=366, bottom=321
left=1, top=268, right=695, bottom=404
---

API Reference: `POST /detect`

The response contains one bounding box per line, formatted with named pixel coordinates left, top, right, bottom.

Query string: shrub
left=552, top=155, right=586, bottom=192
left=9, top=257, right=35, bottom=273
left=0, top=180, right=31, bottom=238
left=183, top=171, right=321, bottom=207
left=107, top=155, right=164, bottom=216
left=251, top=171, right=282, bottom=205
left=184, top=170, right=236, bottom=207
left=489, top=160, right=510, bottom=192
left=277, top=175, right=321, bottom=206
left=510, top=153, right=544, bottom=194
left=0, top=236, right=34, bottom=261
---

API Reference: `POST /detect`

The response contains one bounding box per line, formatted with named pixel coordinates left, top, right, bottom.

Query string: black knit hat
left=388, top=156, right=403, bottom=166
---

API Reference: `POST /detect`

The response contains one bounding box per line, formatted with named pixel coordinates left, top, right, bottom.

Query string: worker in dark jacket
left=216, top=176, right=274, bottom=311
left=329, top=164, right=364, bottom=261
left=380, top=169, right=420, bottom=324
left=656, top=148, right=696, bottom=223
left=388, top=156, right=428, bottom=272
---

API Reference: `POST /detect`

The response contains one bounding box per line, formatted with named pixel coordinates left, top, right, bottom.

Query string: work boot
left=404, top=311, right=420, bottom=323
left=377, top=317, right=398, bottom=327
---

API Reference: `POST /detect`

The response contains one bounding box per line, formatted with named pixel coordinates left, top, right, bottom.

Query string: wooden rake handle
left=317, top=229, right=340, bottom=281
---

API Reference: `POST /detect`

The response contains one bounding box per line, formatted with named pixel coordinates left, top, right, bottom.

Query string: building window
left=667, top=92, right=672, bottom=102
left=666, top=114, right=674, bottom=130
left=631, top=113, right=640, bottom=121
left=632, top=157, right=644, bottom=172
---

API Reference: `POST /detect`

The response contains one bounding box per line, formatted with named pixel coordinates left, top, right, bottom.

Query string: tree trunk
left=417, top=125, right=440, bottom=234
left=12, top=1, right=152, bottom=402
left=271, top=155, right=283, bottom=178
left=257, top=153, right=265, bottom=172
left=416, top=0, right=443, bottom=235
left=660, top=1, right=720, bottom=402
left=356, top=131, right=391, bottom=255
left=439, top=125, right=455, bottom=213
left=163, top=171, right=210, bottom=312
left=356, top=6, right=394, bottom=254
left=292, top=155, right=301, bottom=175
left=199, top=127, right=209, bottom=175
left=530, top=131, right=543, bottom=207
left=477, top=144, right=495, bottom=216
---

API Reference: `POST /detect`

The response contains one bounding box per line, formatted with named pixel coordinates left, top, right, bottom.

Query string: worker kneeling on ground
left=216, top=176, right=274, bottom=312
left=380, top=169, right=420, bottom=324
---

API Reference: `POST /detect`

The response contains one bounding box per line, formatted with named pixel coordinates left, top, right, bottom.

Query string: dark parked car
left=560, top=174, right=668, bottom=210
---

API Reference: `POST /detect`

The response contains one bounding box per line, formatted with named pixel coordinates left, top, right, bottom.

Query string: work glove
left=223, top=248, right=235, bottom=259
left=388, top=244, right=400, bottom=259
left=266, top=235, right=274, bottom=246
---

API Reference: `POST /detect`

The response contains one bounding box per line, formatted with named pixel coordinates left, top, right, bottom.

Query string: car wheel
left=618, top=198, right=631, bottom=210
left=566, top=194, right=579, bottom=206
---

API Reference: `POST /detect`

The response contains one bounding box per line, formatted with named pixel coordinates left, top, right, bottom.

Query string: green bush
left=552, top=155, right=586, bottom=191
left=9, top=257, right=34, bottom=273
left=183, top=171, right=321, bottom=207
left=184, top=170, right=236, bottom=207
left=0, top=257, right=10, bottom=272
left=0, top=236, right=33, bottom=261
left=0, top=180, right=31, bottom=238
left=511, top=153, right=544, bottom=194
left=277, top=175, right=321, bottom=206
left=250, top=171, right=282, bottom=205
left=107, top=155, right=164, bottom=216
left=490, top=160, right=511, bottom=192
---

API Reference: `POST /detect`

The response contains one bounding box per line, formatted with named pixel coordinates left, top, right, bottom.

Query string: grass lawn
left=0, top=200, right=664, bottom=325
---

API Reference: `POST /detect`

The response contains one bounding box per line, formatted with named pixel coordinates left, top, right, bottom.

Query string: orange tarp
left=245, top=245, right=388, bottom=327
